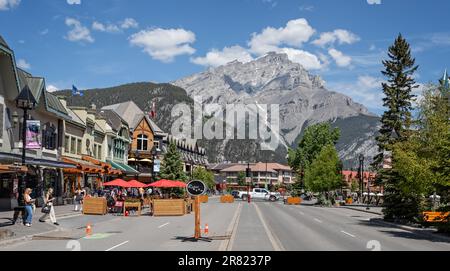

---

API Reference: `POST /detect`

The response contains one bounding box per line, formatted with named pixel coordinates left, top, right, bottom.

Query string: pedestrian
left=23, top=188, right=35, bottom=227
left=39, top=188, right=59, bottom=226
left=74, top=188, right=84, bottom=212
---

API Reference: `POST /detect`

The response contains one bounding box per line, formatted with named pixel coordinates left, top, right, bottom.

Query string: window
left=154, top=140, right=160, bottom=149
left=93, top=144, right=97, bottom=158
left=77, top=139, right=82, bottom=155
left=42, top=123, right=57, bottom=150
left=98, top=145, right=102, bottom=160
left=70, top=137, right=76, bottom=154
left=137, top=134, right=148, bottom=151
left=65, top=136, right=70, bottom=153
left=0, top=104, right=3, bottom=139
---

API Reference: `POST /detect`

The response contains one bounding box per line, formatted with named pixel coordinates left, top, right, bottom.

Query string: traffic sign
left=187, top=180, right=207, bottom=196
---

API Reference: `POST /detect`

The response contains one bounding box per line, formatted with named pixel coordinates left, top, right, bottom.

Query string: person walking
left=23, top=188, right=35, bottom=227
left=39, top=188, right=59, bottom=226
left=74, top=188, right=84, bottom=212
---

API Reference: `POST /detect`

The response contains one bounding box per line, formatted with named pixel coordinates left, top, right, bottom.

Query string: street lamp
left=15, top=85, right=37, bottom=205
left=246, top=162, right=251, bottom=204
left=359, top=154, right=364, bottom=204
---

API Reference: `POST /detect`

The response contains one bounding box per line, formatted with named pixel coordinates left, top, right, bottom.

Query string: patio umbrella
left=103, top=179, right=129, bottom=187
left=126, top=180, right=147, bottom=188
left=146, top=179, right=186, bottom=188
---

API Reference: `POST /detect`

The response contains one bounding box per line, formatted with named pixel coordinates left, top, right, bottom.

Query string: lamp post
left=15, top=85, right=37, bottom=205
left=151, top=145, right=160, bottom=182
left=359, top=154, right=364, bottom=204
left=246, top=162, right=251, bottom=204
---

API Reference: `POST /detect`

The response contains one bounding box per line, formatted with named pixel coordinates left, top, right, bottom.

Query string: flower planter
left=220, top=195, right=235, bottom=203
left=286, top=197, right=302, bottom=205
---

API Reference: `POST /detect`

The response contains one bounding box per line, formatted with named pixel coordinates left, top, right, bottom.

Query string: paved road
left=1, top=198, right=449, bottom=251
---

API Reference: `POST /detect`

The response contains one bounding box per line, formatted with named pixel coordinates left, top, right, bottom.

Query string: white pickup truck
left=238, top=188, right=281, bottom=202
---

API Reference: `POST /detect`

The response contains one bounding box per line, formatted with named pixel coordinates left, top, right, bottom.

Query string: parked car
left=230, top=190, right=240, bottom=198
left=237, top=188, right=281, bottom=202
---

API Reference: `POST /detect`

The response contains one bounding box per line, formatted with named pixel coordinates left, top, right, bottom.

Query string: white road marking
left=220, top=203, right=242, bottom=251
left=158, top=222, right=170, bottom=228
left=314, top=218, right=323, bottom=223
left=105, top=241, right=129, bottom=251
left=253, top=203, right=285, bottom=251
left=299, top=211, right=305, bottom=215
left=341, top=231, right=356, bottom=238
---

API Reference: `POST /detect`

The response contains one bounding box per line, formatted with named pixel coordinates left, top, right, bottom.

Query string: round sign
left=187, top=180, right=207, bottom=196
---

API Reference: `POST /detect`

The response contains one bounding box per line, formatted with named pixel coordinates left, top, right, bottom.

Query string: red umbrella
left=103, top=179, right=129, bottom=187
left=146, top=179, right=187, bottom=188
left=126, top=180, right=147, bottom=188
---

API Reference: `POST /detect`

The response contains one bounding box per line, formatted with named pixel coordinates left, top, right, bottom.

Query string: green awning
left=107, top=160, right=140, bottom=175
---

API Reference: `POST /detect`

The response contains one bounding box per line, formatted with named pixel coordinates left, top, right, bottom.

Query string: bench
left=423, top=212, right=450, bottom=223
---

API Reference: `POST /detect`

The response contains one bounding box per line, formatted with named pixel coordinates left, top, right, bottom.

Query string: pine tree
left=160, top=142, right=188, bottom=182
left=374, top=34, right=419, bottom=220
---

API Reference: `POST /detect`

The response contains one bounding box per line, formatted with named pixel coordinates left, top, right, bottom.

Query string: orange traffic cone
left=204, top=223, right=209, bottom=235
left=86, top=223, right=92, bottom=236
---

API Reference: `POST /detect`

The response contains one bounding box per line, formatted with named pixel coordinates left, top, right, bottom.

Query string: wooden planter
left=285, top=197, right=302, bottom=205
left=83, top=198, right=107, bottom=215
left=220, top=195, right=235, bottom=203
left=199, top=195, right=209, bottom=203
left=153, top=199, right=186, bottom=216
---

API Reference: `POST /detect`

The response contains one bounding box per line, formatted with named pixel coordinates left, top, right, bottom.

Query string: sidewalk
left=0, top=204, right=82, bottom=245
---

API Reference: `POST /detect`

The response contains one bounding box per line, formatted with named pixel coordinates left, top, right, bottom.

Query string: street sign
left=153, top=159, right=161, bottom=173
left=187, top=180, right=207, bottom=196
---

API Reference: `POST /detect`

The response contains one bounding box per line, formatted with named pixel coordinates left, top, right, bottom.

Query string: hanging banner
left=26, top=120, right=41, bottom=149
left=153, top=159, right=161, bottom=173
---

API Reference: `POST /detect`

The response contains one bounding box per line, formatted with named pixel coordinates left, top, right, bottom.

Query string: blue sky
left=1, top=0, right=449, bottom=114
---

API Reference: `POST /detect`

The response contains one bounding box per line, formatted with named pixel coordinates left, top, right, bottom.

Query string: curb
left=0, top=227, right=60, bottom=248
left=340, top=206, right=383, bottom=215
left=369, top=218, right=450, bottom=243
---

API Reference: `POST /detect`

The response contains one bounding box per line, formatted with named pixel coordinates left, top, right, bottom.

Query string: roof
left=66, top=107, right=85, bottom=127
left=0, top=35, right=10, bottom=50
left=99, top=109, right=128, bottom=132
left=17, top=69, right=44, bottom=103
left=102, top=101, right=164, bottom=135
left=46, top=91, right=69, bottom=116
left=220, top=162, right=292, bottom=173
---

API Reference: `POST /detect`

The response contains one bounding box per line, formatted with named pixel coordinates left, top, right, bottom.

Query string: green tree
left=373, top=34, right=419, bottom=220
left=193, top=167, right=216, bottom=190
left=160, top=142, right=188, bottom=182
left=237, top=172, right=246, bottom=187
left=288, top=123, right=340, bottom=182
left=304, top=145, right=342, bottom=196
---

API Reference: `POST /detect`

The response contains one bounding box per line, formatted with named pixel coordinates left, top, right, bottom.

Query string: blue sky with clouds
left=1, top=0, right=449, bottom=114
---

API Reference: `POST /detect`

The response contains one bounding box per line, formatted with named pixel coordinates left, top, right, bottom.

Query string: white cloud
left=65, top=18, right=94, bottom=43
left=92, top=21, right=120, bottom=33
left=67, top=0, right=81, bottom=5
left=0, top=0, right=20, bottom=10
left=129, top=28, right=196, bottom=63
left=40, top=29, right=49, bottom=35
left=191, top=45, right=253, bottom=67
left=328, top=48, right=352, bottom=67
left=299, top=5, right=314, bottom=12
left=92, top=18, right=139, bottom=33
left=120, top=18, right=139, bottom=29
left=17, top=59, right=31, bottom=70
left=280, top=48, right=323, bottom=70
left=46, top=85, right=59, bottom=93
left=367, top=0, right=381, bottom=4
left=249, top=18, right=316, bottom=55
left=312, top=29, right=360, bottom=47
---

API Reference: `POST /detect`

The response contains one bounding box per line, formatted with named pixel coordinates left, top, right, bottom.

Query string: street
left=1, top=198, right=449, bottom=251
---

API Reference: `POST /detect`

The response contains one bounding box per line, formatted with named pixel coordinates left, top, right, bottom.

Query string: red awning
left=146, top=179, right=187, bottom=188
left=126, top=180, right=147, bottom=188
left=103, top=179, right=129, bottom=187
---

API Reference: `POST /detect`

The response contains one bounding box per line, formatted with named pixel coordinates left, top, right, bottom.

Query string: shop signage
left=26, top=120, right=41, bottom=149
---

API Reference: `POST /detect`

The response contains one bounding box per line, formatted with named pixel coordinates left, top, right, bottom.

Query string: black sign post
left=185, top=180, right=210, bottom=242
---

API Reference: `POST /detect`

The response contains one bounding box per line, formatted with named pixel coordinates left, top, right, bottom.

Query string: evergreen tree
left=193, top=167, right=216, bottom=190
left=374, top=34, right=419, bottom=220
left=160, top=142, right=188, bottom=182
